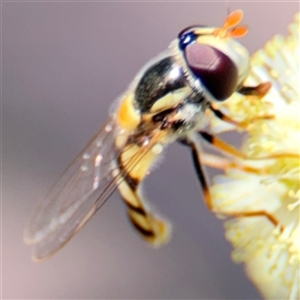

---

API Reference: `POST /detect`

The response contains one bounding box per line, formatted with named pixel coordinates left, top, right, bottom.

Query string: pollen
left=207, top=13, right=300, bottom=300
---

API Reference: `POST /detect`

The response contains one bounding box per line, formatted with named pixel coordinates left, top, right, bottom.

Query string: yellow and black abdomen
left=114, top=54, right=194, bottom=246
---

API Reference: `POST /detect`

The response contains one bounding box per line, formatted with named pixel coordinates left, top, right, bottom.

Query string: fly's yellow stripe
left=120, top=144, right=158, bottom=181
left=118, top=178, right=171, bottom=246
left=150, top=86, right=192, bottom=113
left=118, top=179, right=140, bottom=207
left=129, top=209, right=152, bottom=231
left=115, top=132, right=129, bottom=149
left=117, top=94, right=141, bottom=130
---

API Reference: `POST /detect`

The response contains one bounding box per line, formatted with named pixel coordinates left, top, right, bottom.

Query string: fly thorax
left=168, top=96, right=208, bottom=135
left=133, top=55, right=190, bottom=114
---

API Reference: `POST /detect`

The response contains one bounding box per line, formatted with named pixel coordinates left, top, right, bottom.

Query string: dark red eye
left=184, top=42, right=238, bottom=100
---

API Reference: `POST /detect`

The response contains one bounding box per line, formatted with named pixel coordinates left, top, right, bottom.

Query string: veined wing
left=23, top=117, right=164, bottom=262
left=23, top=118, right=122, bottom=261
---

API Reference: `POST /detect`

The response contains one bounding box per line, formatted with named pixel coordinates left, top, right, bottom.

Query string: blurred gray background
left=2, top=1, right=298, bottom=299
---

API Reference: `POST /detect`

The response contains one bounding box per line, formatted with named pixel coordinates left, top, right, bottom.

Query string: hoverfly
left=24, top=10, right=271, bottom=262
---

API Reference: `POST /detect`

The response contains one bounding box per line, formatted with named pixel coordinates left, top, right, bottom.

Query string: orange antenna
left=214, top=9, right=248, bottom=39
left=228, top=25, right=248, bottom=38
left=223, top=10, right=244, bottom=29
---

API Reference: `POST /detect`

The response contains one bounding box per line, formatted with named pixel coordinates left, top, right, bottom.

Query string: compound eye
left=184, top=42, right=238, bottom=100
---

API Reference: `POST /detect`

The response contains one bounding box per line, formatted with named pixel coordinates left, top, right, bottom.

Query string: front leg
left=209, top=82, right=273, bottom=128
left=238, top=82, right=271, bottom=97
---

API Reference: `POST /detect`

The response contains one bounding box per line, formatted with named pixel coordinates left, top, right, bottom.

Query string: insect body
left=24, top=10, right=271, bottom=261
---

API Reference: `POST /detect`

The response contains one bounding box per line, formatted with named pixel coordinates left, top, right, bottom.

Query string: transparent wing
left=23, top=118, right=123, bottom=261
left=24, top=116, right=163, bottom=261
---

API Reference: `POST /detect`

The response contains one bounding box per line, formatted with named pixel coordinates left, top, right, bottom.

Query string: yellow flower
left=207, top=13, right=300, bottom=299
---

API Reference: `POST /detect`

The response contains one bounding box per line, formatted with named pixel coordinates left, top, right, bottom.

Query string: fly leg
left=200, top=130, right=299, bottom=162
left=199, top=131, right=246, bottom=159
left=238, top=82, right=271, bottom=97
left=180, top=135, right=284, bottom=232
left=209, top=82, right=273, bottom=128
left=116, top=143, right=171, bottom=246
